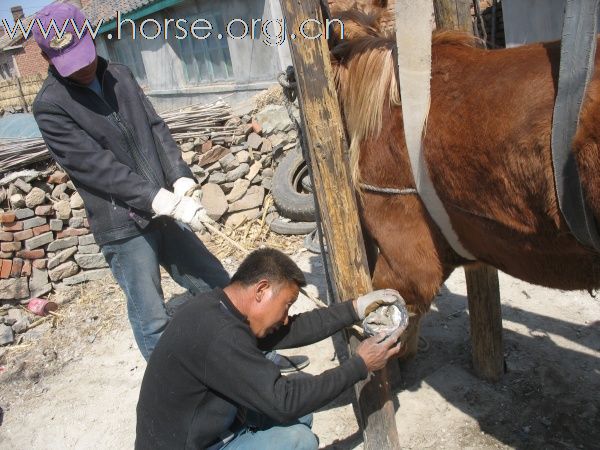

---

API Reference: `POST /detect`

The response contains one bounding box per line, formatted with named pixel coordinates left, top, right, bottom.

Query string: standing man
left=136, top=248, right=404, bottom=449
left=31, top=3, right=308, bottom=372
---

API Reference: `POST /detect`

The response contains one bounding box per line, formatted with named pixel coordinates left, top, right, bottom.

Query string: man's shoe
left=272, top=354, right=310, bottom=374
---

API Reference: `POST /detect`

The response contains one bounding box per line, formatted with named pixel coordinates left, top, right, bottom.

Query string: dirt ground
left=0, top=243, right=599, bottom=449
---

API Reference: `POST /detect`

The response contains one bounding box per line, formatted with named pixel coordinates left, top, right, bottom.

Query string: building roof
left=83, top=0, right=156, bottom=24
left=0, top=15, right=36, bottom=51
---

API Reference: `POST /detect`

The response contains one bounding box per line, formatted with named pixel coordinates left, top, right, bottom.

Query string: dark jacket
left=135, top=288, right=368, bottom=450
left=33, top=57, right=193, bottom=246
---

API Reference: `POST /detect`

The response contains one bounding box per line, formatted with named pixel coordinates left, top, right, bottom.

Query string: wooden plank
left=433, top=0, right=472, bottom=32
left=278, top=1, right=400, bottom=448
left=465, top=265, right=504, bottom=381
left=434, top=0, right=505, bottom=382
left=15, top=77, right=29, bottom=113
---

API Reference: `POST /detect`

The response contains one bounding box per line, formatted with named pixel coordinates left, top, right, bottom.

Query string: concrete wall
left=98, top=0, right=291, bottom=111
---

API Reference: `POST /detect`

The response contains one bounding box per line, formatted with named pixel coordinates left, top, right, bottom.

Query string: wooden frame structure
left=278, top=1, right=401, bottom=448
left=278, top=0, right=506, bottom=447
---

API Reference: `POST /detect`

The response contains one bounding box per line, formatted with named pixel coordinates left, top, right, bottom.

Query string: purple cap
left=33, top=3, right=96, bottom=77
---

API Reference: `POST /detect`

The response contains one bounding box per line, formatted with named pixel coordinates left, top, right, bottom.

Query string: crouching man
left=136, top=248, right=403, bottom=449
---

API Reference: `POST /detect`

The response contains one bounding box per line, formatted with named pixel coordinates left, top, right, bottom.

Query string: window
left=176, top=12, right=233, bottom=84
left=0, top=63, right=12, bottom=80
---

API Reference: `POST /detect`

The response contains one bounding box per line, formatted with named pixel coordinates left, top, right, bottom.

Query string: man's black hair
left=230, top=248, right=307, bottom=288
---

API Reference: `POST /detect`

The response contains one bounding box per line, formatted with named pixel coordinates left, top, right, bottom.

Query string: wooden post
left=433, top=0, right=472, bottom=32
left=278, top=1, right=401, bottom=448
left=465, top=265, right=504, bottom=381
left=15, top=77, right=29, bottom=113
left=434, top=0, right=505, bottom=382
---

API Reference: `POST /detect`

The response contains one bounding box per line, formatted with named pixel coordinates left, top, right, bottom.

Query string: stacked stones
left=177, top=104, right=297, bottom=229
left=0, top=170, right=110, bottom=305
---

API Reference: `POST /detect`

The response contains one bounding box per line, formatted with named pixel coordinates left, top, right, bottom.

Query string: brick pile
left=0, top=170, right=110, bottom=305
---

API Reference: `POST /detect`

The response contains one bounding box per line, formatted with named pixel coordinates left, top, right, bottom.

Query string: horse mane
left=331, top=5, right=483, bottom=182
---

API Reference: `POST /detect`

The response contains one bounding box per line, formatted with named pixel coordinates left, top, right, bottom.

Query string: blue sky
left=0, top=0, right=53, bottom=26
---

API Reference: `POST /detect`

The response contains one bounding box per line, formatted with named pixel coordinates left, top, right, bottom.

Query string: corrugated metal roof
left=83, top=0, right=157, bottom=24
left=0, top=114, right=41, bottom=139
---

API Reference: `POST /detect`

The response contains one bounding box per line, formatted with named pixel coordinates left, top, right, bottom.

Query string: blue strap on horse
left=551, top=0, right=600, bottom=251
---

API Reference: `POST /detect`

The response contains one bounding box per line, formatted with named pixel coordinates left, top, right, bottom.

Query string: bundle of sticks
left=0, top=138, right=49, bottom=173
left=161, top=100, right=237, bottom=141
left=0, top=100, right=235, bottom=174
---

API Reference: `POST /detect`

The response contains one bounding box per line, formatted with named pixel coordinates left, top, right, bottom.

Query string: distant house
left=0, top=5, right=49, bottom=81
left=82, top=0, right=293, bottom=110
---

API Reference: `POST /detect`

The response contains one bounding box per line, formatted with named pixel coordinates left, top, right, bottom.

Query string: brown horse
left=329, top=5, right=600, bottom=356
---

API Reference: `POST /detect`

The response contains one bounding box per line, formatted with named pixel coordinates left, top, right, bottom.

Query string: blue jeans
left=219, top=413, right=318, bottom=450
left=101, top=218, right=230, bottom=360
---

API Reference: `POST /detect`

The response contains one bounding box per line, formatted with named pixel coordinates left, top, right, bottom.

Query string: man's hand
left=173, top=177, right=197, bottom=197
left=354, top=289, right=402, bottom=319
left=151, top=188, right=207, bottom=228
left=355, top=327, right=404, bottom=372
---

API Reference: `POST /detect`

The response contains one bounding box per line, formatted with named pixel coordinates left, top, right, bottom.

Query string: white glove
left=354, top=289, right=403, bottom=320
left=173, top=177, right=198, bottom=197
left=152, top=188, right=179, bottom=216
left=151, top=188, right=206, bottom=226
left=190, top=208, right=213, bottom=231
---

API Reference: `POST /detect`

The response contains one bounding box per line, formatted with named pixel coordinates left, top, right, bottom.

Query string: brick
left=0, top=212, right=16, bottom=223
left=72, top=209, right=86, bottom=218
left=2, top=221, right=23, bottom=232
left=63, top=268, right=113, bottom=286
left=48, top=247, right=77, bottom=270
left=69, top=217, right=84, bottom=229
left=13, top=229, right=33, bottom=241
left=15, top=248, right=46, bottom=259
left=48, top=171, right=69, bottom=184
left=14, top=178, right=32, bottom=193
left=74, top=253, right=108, bottom=269
left=32, top=224, right=51, bottom=236
left=57, top=228, right=89, bottom=239
left=32, top=259, right=47, bottom=269
left=0, top=277, right=29, bottom=300
left=15, top=249, right=45, bottom=260
left=0, top=260, right=12, bottom=279
left=1, top=242, right=21, bottom=253
left=10, top=258, right=23, bottom=277
left=25, top=232, right=54, bottom=250
left=35, top=205, right=54, bottom=216
left=0, top=232, right=13, bottom=242
left=47, top=237, right=78, bottom=252
left=14, top=208, right=34, bottom=220
left=77, top=244, right=100, bottom=254
left=78, top=234, right=96, bottom=246
left=83, top=218, right=90, bottom=228
left=23, top=216, right=47, bottom=230
left=0, top=252, right=13, bottom=259
left=49, top=219, right=64, bottom=232
left=21, top=260, right=32, bottom=277
left=49, top=261, right=79, bottom=282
